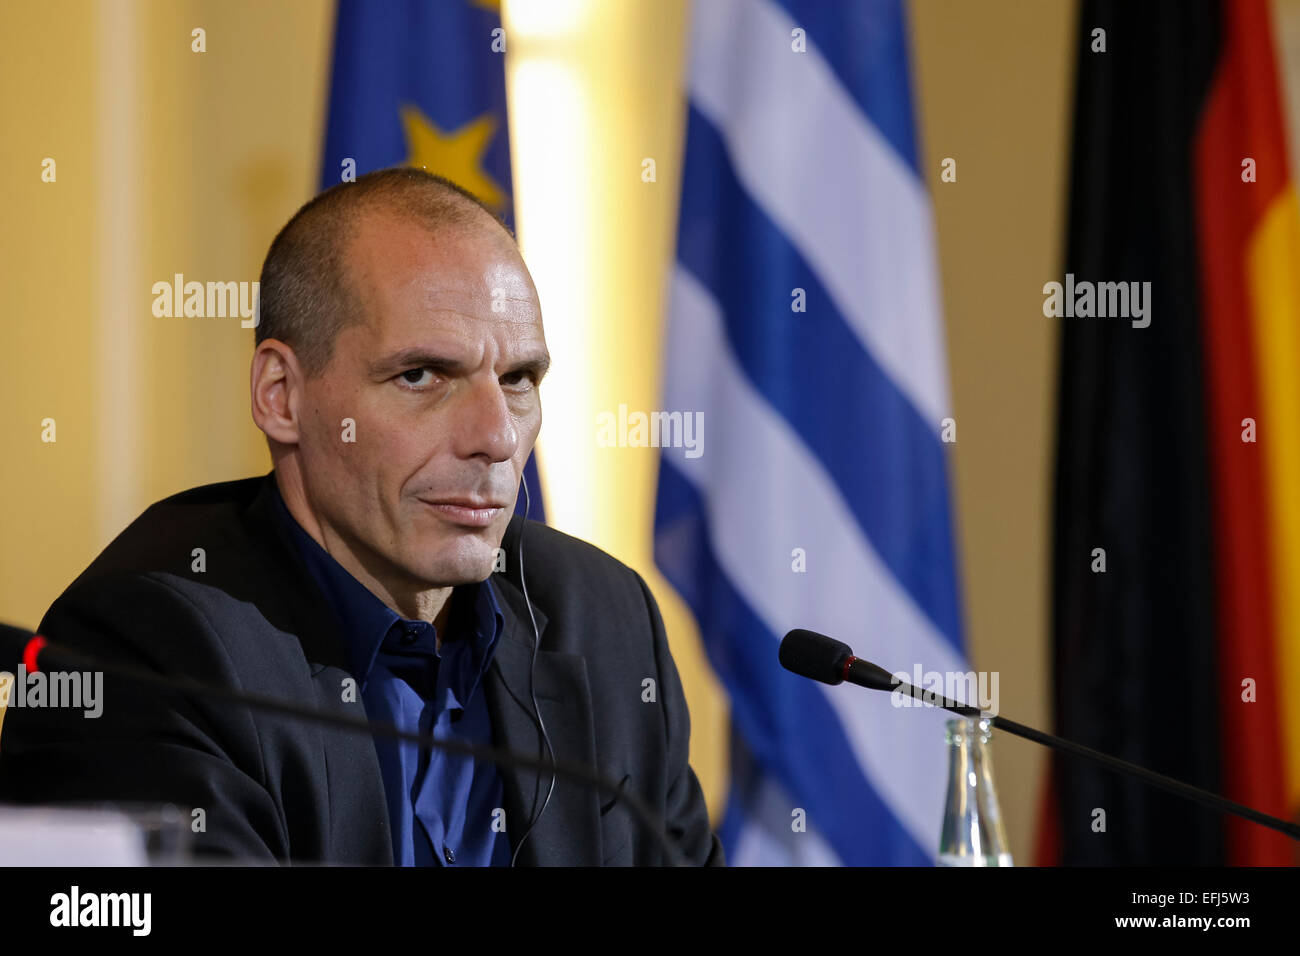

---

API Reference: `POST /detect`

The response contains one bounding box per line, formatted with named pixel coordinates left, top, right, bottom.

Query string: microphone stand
left=883, top=669, right=1300, bottom=842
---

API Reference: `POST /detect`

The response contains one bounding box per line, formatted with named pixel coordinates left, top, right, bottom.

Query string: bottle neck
left=939, top=717, right=1014, bottom=866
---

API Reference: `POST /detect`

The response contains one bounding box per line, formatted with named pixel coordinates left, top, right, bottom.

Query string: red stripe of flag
left=1193, top=0, right=1292, bottom=866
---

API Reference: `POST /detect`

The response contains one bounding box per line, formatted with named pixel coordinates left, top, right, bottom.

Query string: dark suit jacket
left=0, top=472, right=723, bottom=866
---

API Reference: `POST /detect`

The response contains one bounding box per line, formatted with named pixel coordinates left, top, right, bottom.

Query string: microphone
left=0, top=630, right=684, bottom=866
left=780, top=628, right=951, bottom=698
left=779, top=628, right=1300, bottom=842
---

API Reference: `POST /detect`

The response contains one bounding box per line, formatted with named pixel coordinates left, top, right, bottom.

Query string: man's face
left=293, top=211, right=548, bottom=590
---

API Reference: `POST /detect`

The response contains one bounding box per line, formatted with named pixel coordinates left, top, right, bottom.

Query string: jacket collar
left=245, top=470, right=353, bottom=673
left=482, top=520, right=603, bottom=865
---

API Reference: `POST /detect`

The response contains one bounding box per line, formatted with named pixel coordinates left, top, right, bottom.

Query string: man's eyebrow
left=368, top=349, right=551, bottom=380
left=509, top=354, right=551, bottom=381
left=368, top=350, right=467, bottom=377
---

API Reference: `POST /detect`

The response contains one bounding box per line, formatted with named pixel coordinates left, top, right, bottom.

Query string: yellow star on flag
left=401, top=105, right=508, bottom=213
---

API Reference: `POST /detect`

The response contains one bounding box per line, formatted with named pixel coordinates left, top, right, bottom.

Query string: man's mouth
left=418, top=498, right=508, bottom=528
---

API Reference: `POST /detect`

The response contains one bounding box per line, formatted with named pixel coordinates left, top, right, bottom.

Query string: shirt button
left=444, top=845, right=455, bottom=864
left=401, top=626, right=419, bottom=645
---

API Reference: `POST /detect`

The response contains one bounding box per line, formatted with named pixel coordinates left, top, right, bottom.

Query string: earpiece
left=508, top=473, right=556, bottom=866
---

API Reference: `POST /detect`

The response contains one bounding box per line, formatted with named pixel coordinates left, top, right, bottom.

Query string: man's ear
left=250, top=340, right=304, bottom=446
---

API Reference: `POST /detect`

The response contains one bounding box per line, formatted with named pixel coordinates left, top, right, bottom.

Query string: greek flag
left=654, top=0, right=968, bottom=865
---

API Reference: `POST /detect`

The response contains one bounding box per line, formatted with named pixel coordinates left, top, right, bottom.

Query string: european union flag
left=320, top=0, right=543, bottom=518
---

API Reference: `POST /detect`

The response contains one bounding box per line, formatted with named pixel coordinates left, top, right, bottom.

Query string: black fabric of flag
left=1049, top=0, right=1224, bottom=864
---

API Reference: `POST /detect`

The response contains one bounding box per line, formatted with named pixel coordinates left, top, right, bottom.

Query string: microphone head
left=779, top=629, right=853, bottom=685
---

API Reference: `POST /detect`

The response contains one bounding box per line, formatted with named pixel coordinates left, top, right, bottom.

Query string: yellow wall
left=1, top=0, right=1095, bottom=860
left=911, top=0, right=1075, bottom=864
left=1, top=0, right=100, bottom=625
left=1, top=0, right=333, bottom=616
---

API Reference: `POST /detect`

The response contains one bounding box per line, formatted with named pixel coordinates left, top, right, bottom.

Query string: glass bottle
left=938, top=716, right=1013, bottom=866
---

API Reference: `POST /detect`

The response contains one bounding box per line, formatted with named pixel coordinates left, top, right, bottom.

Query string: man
left=0, top=168, right=723, bottom=867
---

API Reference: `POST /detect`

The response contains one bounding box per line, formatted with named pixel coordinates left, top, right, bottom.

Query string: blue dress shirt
left=270, top=481, right=511, bottom=866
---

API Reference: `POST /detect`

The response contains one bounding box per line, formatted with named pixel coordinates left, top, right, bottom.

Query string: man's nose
left=453, top=376, right=519, bottom=463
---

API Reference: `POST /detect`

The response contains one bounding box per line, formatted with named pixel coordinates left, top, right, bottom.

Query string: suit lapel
left=486, top=571, right=601, bottom=865
left=243, top=471, right=393, bottom=863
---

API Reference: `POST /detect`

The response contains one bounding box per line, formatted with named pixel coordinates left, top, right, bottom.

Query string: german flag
left=1038, top=0, right=1299, bottom=865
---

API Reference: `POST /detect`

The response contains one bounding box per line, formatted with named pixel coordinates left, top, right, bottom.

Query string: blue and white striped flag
left=654, top=0, right=968, bottom=865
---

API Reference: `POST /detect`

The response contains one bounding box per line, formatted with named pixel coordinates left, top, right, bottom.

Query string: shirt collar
left=267, top=476, right=505, bottom=690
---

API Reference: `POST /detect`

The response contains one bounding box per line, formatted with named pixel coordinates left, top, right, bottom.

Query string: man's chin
left=408, top=541, right=501, bottom=586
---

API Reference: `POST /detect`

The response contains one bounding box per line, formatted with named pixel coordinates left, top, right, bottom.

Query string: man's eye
left=502, top=371, right=535, bottom=389
left=398, top=368, right=439, bottom=389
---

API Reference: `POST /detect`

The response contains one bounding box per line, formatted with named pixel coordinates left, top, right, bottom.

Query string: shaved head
left=256, top=166, right=516, bottom=380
